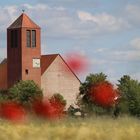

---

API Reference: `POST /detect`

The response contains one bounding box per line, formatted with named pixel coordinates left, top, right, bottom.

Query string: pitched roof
left=41, top=54, right=81, bottom=83
left=41, top=54, right=59, bottom=75
left=8, top=13, right=40, bottom=29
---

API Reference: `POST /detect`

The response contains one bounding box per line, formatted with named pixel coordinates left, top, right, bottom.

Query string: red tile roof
left=41, top=54, right=59, bottom=75
left=8, top=13, right=40, bottom=29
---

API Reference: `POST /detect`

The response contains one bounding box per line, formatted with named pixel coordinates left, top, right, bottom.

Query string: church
left=0, top=13, right=81, bottom=108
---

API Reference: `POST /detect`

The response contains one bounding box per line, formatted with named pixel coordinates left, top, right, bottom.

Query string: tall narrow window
left=11, top=30, right=18, bottom=48
left=25, top=69, right=29, bottom=75
left=32, top=30, right=36, bottom=47
left=26, top=30, right=31, bottom=47
left=11, top=30, right=14, bottom=48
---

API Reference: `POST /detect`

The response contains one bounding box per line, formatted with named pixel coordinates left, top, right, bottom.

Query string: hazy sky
left=0, top=0, right=140, bottom=83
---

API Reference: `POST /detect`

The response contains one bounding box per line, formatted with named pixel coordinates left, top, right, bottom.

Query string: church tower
left=7, top=13, right=41, bottom=88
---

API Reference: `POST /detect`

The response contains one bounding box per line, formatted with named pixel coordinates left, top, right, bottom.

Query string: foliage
left=33, top=94, right=66, bottom=119
left=0, top=90, right=10, bottom=103
left=90, top=82, right=119, bottom=108
left=118, top=75, right=140, bottom=117
left=80, top=72, right=107, bottom=96
left=78, top=73, right=116, bottom=115
left=0, top=102, right=26, bottom=122
left=49, top=93, right=67, bottom=115
left=9, top=80, right=43, bottom=108
left=49, top=93, right=66, bottom=107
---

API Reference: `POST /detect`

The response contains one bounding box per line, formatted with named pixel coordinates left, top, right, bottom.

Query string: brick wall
left=0, top=63, right=7, bottom=90
left=21, top=28, right=41, bottom=87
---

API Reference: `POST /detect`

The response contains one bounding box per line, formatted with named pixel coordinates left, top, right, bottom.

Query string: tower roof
left=8, top=13, right=40, bottom=29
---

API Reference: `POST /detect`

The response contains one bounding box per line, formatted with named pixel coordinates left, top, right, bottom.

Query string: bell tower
left=7, top=13, right=41, bottom=88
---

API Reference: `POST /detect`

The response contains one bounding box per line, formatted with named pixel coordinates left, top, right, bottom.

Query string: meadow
left=0, top=116, right=139, bottom=140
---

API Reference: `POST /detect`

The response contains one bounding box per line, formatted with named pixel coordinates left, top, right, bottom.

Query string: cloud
left=91, top=36, right=140, bottom=63
left=125, top=4, right=140, bottom=26
left=0, top=3, right=132, bottom=45
left=130, top=37, right=140, bottom=49
left=37, top=0, right=99, bottom=9
left=97, top=48, right=140, bottom=63
left=7, top=3, right=128, bottom=42
left=77, top=11, right=130, bottom=32
left=125, top=5, right=140, bottom=18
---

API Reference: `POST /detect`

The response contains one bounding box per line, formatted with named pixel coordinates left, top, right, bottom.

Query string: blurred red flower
left=33, top=98, right=65, bottom=119
left=50, top=98, right=65, bottom=116
left=65, top=53, right=89, bottom=74
left=0, top=102, right=26, bottom=122
left=90, top=82, right=119, bottom=108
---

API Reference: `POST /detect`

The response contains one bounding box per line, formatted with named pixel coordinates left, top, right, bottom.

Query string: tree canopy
left=118, top=75, right=140, bottom=116
left=9, top=80, right=43, bottom=107
left=78, top=73, right=117, bottom=115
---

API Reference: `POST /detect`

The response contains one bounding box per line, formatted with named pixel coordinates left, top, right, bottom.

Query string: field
left=0, top=116, right=139, bottom=140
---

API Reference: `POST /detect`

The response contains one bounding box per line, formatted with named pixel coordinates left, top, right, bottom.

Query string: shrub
left=118, top=75, right=140, bottom=117
left=49, top=93, right=66, bottom=114
left=9, top=80, right=43, bottom=108
left=0, top=101, right=26, bottom=122
left=90, top=82, right=119, bottom=108
left=33, top=94, right=66, bottom=119
left=0, top=90, right=10, bottom=103
left=79, top=73, right=107, bottom=114
left=78, top=73, right=119, bottom=116
left=49, top=93, right=66, bottom=107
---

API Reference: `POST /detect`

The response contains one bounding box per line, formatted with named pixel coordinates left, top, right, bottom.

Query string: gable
left=41, top=54, right=81, bottom=83
left=41, top=54, right=58, bottom=75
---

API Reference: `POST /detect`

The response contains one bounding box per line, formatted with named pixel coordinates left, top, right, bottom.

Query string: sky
left=0, top=0, right=140, bottom=84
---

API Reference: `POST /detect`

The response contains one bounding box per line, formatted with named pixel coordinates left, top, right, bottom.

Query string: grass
left=0, top=116, right=139, bottom=140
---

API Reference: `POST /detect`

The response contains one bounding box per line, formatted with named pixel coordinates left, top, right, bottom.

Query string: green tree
left=49, top=93, right=66, bottom=107
left=78, top=73, right=112, bottom=115
left=9, top=80, right=43, bottom=108
left=118, top=75, right=140, bottom=117
left=49, top=93, right=67, bottom=115
left=80, top=72, right=107, bottom=96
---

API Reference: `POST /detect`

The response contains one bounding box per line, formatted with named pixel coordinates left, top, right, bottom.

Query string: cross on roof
left=22, top=9, right=25, bottom=13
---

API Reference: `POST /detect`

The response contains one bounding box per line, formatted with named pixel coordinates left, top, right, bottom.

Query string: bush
left=90, top=82, right=119, bottom=108
left=78, top=73, right=117, bottom=116
left=33, top=94, right=66, bottom=119
left=49, top=94, right=66, bottom=116
left=118, top=75, right=140, bottom=117
left=49, top=93, right=66, bottom=107
left=0, top=90, right=10, bottom=103
left=9, top=80, right=43, bottom=108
